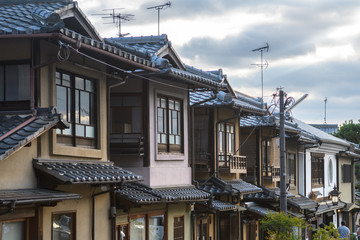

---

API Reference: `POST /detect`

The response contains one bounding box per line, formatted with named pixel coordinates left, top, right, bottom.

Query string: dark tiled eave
left=0, top=188, right=80, bottom=205
left=33, top=160, right=142, bottom=185
left=287, top=195, right=318, bottom=210
left=117, top=183, right=210, bottom=204
left=0, top=108, right=66, bottom=161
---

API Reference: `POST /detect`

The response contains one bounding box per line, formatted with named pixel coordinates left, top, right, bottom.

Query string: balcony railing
left=262, top=165, right=280, bottom=182
left=110, top=134, right=144, bottom=157
left=219, top=153, right=247, bottom=174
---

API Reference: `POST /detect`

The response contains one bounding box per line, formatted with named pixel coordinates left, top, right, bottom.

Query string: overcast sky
left=77, top=0, right=360, bottom=125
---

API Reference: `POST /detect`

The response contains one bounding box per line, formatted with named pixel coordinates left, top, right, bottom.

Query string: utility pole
left=279, top=88, right=287, bottom=213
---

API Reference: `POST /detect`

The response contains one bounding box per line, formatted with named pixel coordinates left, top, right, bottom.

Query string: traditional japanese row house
left=189, top=88, right=269, bottom=239
left=0, top=1, right=224, bottom=239
left=102, top=34, right=227, bottom=239
left=295, top=119, right=360, bottom=235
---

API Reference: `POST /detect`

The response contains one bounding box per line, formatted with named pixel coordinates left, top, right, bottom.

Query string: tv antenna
left=147, top=1, right=171, bottom=35
left=92, top=8, right=135, bottom=37
left=251, top=43, right=269, bottom=108
left=324, top=97, right=327, bottom=124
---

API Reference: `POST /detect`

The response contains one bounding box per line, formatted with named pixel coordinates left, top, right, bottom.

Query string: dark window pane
left=75, top=90, right=79, bottom=123
left=62, top=73, right=70, bottom=87
left=52, top=213, right=75, bottom=240
left=85, top=79, right=94, bottom=92
left=5, top=65, right=30, bottom=101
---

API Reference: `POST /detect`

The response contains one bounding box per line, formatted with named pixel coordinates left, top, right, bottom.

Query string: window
left=342, top=164, right=352, bottom=183
left=52, top=212, right=76, bottom=240
left=287, top=153, right=296, bottom=186
left=174, top=216, right=184, bottom=240
left=218, top=122, right=235, bottom=162
left=0, top=219, right=26, bottom=240
left=110, top=94, right=142, bottom=134
left=129, top=213, right=165, bottom=240
left=116, top=224, right=129, bottom=240
left=0, top=63, right=30, bottom=110
left=157, top=96, right=183, bottom=153
left=262, top=140, right=271, bottom=176
left=56, top=70, right=97, bottom=148
left=311, top=153, right=324, bottom=188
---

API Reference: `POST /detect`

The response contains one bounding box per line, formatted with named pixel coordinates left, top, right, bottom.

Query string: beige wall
left=338, top=157, right=352, bottom=203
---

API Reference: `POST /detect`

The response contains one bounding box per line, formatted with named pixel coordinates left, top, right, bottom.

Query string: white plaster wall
left=305, top=150, right=337, bottom=198
left=298, top=146, right=305, bottom=196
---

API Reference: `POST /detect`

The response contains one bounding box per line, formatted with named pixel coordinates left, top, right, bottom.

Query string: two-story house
left=189, top=88, right=268, bottom=240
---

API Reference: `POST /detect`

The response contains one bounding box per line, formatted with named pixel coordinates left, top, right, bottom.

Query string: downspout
left=336, top=155, right=340, bottom=227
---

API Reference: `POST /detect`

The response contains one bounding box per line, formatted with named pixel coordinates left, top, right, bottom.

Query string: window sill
left=52, top=143, right=102, bottom=159
left=156, top=153, right=185, bottom=161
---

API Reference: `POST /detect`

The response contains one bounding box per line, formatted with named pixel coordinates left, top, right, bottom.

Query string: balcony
left=262, top=166, right=280, bottom=182
left=219, top=154, right=247, bottom=174
left=110, top=134, right=144, bottom=157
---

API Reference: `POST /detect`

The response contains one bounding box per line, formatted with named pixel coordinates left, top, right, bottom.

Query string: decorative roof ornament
left=32, top=7, right=64, bottom=31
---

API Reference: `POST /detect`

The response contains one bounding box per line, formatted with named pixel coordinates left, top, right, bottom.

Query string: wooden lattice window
left=174, top=216, right=184, bottom=240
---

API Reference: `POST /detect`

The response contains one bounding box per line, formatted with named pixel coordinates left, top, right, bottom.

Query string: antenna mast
left=92, top=8, right=135, bottom=37
left=324, top=97, right=327, bottom=124
left=252, top=43, right=269, bottom=107
left=147, top=1, right=171, bottom=35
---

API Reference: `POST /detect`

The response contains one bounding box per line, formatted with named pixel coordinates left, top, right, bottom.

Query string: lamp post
left=329, top=186, right=340, bottom=205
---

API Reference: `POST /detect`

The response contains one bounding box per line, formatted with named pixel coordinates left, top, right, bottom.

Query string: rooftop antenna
left=252, top=43, right=269, bottom=108
left=92, top=8, right=135, bottom=37
left=324, top=97, right=327, bottom=124
left=147, top=1, right=171, bottom=35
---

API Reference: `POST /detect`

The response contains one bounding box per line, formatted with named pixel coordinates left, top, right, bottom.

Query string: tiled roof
left=0, top=107, right=67, bottom=161
left=315, top=201, right=346, bottom=215
left=116, top=182, right=210, bottom=204
left=199, top=176, right=261, bottom=196
left=0, top=188, right=80, bottom=205
left=243, top=187, right=295, bottom=202
left=0, top=0, right=69, bottom=34
left=240, top=115, right=300, bottom=133
left=245, top=202, right=276, bottom=216
left=294, top=118, right=350, bottom=147
left=105, top=34, right=169, bottom=56
left=185, top=65, right=224, bottom=83
left=287, top=195, right=318, bottom=210
left=190, top=91, right=267, bottom=114
left=33, top=159, right=142, bottom=184
left=204, top=199, right=245, bottom=212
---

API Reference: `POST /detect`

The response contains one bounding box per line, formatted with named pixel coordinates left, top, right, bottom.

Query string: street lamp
left=329, top=186, right=341, bottom=205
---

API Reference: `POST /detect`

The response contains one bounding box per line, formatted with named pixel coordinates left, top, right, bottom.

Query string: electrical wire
left=60, top=41, right=204, bottom=92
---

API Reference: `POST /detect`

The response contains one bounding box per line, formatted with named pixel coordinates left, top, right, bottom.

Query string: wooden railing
left=219, top=154, right=247, bottom=174
left=110, top=134, right=144, bottom=157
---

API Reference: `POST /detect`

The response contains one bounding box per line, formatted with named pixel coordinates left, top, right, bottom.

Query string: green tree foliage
left=333, top=120, right=360, bottom=144
left=260, top=212, right=307, bottom=240
left=312, top=223, right=342, bottom=240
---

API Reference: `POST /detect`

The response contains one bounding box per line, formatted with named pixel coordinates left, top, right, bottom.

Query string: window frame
left=0, top=218, right=28, bottom=240
left=217, top=122, right=235, bottom=161
left=342, top=164, right=352, bottom=183
left=51, top=211, right=76, bottom=240
left=56, top=69, right=97, bottom=148
left=0, top=60, right=31, bottom=111
left=287, top=152, right=296, bottom=187
left=311, top=153, right=324, bottom=188
left=173, top=215, right=184, bottom=240
left=128, top=211, right=167, bottom=240
left=157, top=95, right=183, bottom=154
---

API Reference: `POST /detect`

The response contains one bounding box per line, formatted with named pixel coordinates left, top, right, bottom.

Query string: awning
left=206, top=200, right=245, bottom=212
left=0, top=188, right=80, bottom=206
left=199, top=176, right=262, bottom=196
left=245, top=202, right=276, bottom=217
left=116, top=183, right=210, bottom=204
left=33, top=159, right=142, bottom=185
left=341, top=202, right=360, bottom=212
left=315, top=201, right=346, bottom=215
left=288, top=195, right=318, bottom=210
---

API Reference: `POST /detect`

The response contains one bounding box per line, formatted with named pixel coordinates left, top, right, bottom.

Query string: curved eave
left=167, top=68, right=226, bottom=89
